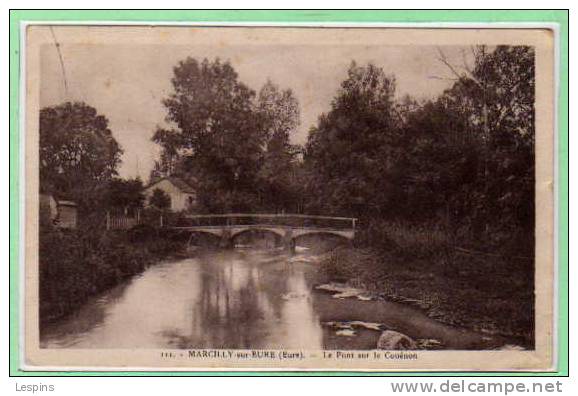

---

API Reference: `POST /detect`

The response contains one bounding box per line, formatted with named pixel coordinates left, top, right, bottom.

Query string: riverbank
left=318, top=243, right=534, bottom=348
left=41, top=248, right=500, bottom=351
left=39, top=225, right=186, bottom=324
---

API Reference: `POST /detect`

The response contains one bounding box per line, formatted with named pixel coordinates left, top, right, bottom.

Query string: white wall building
left=143, top=177, right=197, bottom=212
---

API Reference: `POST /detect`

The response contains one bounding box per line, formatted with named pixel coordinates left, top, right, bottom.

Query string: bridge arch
left=230, top=227, right=284, bottom=247
left=186, top=230, right=223, bottom=248
left=291, top=230, right=354, bottom=248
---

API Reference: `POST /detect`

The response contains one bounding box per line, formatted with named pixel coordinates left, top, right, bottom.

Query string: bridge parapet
left=176, top=213, right=357, bottom=231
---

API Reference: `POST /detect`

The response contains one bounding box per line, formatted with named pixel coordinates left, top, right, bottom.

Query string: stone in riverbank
left=416, top=338, right=444, bottom=350
left=324, top=320, right=384, bottom=332
left=377, top=330, right=417, bottom=350
left=315, top=283, right=375, bottom=301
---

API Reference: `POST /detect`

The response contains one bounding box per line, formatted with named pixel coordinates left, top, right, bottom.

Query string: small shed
left=56, top=200, right=78, bottom=229
left=39, top=194, right=78, bottom=229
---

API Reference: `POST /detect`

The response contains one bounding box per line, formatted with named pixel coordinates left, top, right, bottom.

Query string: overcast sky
left=40, top=41, right=470, bottom=180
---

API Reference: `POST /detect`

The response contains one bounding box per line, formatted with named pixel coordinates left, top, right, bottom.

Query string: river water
left=40, top=249, right=503, bottom=350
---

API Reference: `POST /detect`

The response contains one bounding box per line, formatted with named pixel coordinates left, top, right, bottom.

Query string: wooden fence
left=105, top=211, right=141, bottom=230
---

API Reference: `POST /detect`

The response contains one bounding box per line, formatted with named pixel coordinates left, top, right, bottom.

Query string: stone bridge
left=169, top=214, right=357, bottom=251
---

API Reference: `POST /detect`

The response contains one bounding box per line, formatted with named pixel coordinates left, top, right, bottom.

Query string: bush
left=357, top=220, right=453, bottom=259
left=39, top=224, right=185, bottom=324
left=127, top=223, right=158, bottom=242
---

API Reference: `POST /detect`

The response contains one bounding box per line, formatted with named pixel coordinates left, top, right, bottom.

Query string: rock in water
left=416, top=338, right=444, bottom=350
left=336, top=329, right=356, bottom=337
left=377, top=330, right=417, bottom=350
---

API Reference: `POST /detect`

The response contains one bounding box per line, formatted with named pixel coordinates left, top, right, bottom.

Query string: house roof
left=145, top=176, right=196, bottom=194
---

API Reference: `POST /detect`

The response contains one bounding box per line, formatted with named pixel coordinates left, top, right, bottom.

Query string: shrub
left=39, top=224, right=184, bottom=324
left=357, top=219, right=453, bottom=259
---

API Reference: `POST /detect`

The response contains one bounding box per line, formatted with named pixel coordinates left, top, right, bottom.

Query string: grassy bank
left=319, top=222, right=534, bottom=347
left=39, top=225, right=186, bottom=324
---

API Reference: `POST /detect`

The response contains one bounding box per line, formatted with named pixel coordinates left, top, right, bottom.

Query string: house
left=143, top=176, right=197, bottom=212
left=39, top=193, right=78, bottom=229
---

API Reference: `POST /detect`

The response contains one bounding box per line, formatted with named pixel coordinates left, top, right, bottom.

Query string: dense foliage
left=40, top=102, right=123, bottom=214
left=304, top=62, right=398, bottom=217
left=303, top=46, right=535, bottom=253
left=39, top=226, right=186, bottom=323
left=255, top=80, right=302, bottom=212
left=151, top=58, right=302, bottom=213
left=103, top=177, right=145, bottom=214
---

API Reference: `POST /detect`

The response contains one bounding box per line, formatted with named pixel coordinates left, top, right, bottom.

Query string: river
left=40, top=248, right=503, bottom=350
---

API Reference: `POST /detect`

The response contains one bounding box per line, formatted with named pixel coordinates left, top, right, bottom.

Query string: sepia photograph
left=22, top=25, right=555, bottom=371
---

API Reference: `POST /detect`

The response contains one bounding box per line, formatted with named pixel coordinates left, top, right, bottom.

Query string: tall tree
left=256, top=80, right=301, bottom=212
left=444, top=46, right=536, bottom=235
left=395, top=98, right=478, bottom=224
left=153, top=58, right=266, bottom=212
left=396, top=45, right=535, bottom=242
left=304, top=62, right=398, bottom=217
left=39, top=102, right=122, bottom=211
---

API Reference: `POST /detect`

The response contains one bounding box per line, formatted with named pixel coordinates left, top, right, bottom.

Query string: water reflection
left=40, top=250, right=324, bottom=349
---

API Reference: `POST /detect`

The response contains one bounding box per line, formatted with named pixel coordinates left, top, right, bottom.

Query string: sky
left=40, top=36, right=471, bottom=181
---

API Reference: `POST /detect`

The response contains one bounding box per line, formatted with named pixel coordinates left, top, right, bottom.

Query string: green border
left=9, top=9, right=569, bottom=377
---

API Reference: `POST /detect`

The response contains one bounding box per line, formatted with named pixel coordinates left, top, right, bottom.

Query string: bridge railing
left=175, top=214, right=357, bottom=230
